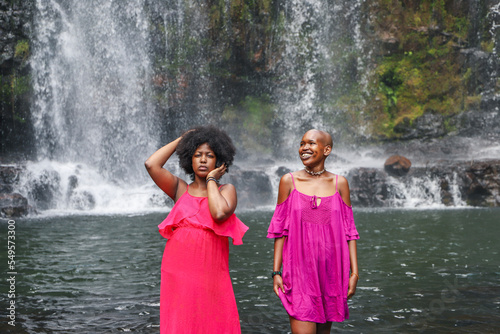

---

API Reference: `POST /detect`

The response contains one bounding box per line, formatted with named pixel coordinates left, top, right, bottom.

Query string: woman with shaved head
left=267, top=129, right=360, bottom=334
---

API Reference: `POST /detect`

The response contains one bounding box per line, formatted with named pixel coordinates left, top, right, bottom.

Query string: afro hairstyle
left=176, top=125, right=236, bottom=180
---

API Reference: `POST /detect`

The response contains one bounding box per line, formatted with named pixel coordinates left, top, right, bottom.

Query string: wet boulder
left=27, top=168, right=61, bottom=210
left=227, top=166, right=273, bottom=208
left=348, top=168, right=390, bottom=207
left=275, top=166, right=292, bottom=178
left=384, top=155, right=412, bottom=177
left=0, top=193, right=29, bottom=217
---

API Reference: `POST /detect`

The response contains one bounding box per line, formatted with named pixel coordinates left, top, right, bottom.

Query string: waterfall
left=385, top=172, right=466, bottom=208
left=273, top=0, right=366, bottom=149
left=24, top=0, right=164, bottom=214
left=31, top=0, right=158, bottom=181
left=489, top=2, right=500, bottom=55
left=152, top=0, right=217, bottom=128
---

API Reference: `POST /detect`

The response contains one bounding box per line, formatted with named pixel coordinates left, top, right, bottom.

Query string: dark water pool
left=1, top=208, right=499, bottom=333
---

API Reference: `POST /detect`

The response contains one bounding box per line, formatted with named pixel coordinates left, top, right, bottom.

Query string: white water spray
left=25, top=0, right=163, bottom=214
left=273, top=0, right=365, bottom=145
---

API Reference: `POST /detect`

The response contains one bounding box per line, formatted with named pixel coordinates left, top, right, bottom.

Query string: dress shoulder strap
left=335, top=174, right=338, bottom=193
left=289, top=172, right=296, bottom=189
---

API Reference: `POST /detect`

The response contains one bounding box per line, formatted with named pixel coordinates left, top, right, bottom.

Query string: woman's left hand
left=347, top=274, right=358, bottom=299
left=207, top=163, right=227, bottom=180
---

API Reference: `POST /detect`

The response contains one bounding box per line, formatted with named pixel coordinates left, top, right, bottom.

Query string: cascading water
left=150, top=0, right=218, bottom=128
left=488, top=2, right=500, bottom=65
left=31, top=0, right=158, bottom=181
left=385, top=173, right=466, bottom=208
left=23, top=0, right=164, bottom=214
left=273, top=0, right=366, bottom=148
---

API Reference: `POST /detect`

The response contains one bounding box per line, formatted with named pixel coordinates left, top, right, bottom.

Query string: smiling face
left=299, top=130, right=332, bottom=167
left=192, top=143, right=217, bottom=177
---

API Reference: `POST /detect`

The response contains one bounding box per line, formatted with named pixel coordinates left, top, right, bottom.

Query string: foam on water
left=17, top=160, right=170, bottom=216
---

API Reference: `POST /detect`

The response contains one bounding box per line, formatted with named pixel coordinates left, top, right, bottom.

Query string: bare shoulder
left=277, top=172, right=295, bottom=204
left=336, top=174, right=350, bottom=187
left=220, top=182, right=236, bottom=194
left=280, top=172, right=294, bottom=185
left=336, top=174, right=352, bottom=206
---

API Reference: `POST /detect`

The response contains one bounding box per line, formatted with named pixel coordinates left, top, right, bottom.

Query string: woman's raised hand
left=207, top=163, right=227, bottom=181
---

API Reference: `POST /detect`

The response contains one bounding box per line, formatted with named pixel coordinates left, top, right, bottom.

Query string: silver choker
left=304, top=167, right=325, bottom=176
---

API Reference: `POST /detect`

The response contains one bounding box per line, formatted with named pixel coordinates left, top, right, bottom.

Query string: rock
left=27, top=169, right=61, bottom=210
left=0, top=165, right=31, bottom=217
left=384, top=155, right=412, bottom=177
left=69, top=190, right=96, bottom=210
left=459, top=48, right=494, bottom=95
left=0, top=165, right=22, bottom=193
left=480, top=95, right=500, bottom=112
left=348, top=168, right=389, bottom=207
left=348, top=159, right=500, bottom=207
left=0, top=193, right=29, bottom=217
left=463, top=160, right=500, bottom=206
left=394, top=113, right=448, bottom=140
left=227, top=168, right=273, bottom=209
left=275, top=166, right=292, bottom=178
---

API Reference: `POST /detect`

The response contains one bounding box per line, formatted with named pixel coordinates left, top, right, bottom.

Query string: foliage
left=221, top=95, right=275, bottom=153
left=481, top=40, right=494, bottom=53
left=1, top=73, right=31, bottom=124
left=364, top=0, right=475, bottom=139
left=14, top=40, right=29, bottom=61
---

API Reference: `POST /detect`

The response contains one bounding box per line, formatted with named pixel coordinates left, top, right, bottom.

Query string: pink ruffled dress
left=158, top=186, right=248, bottom=334
left=267, top=174, right=359, bottom=323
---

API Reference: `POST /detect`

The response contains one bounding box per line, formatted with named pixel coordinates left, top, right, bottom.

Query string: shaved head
left=304, top=129, right=332, bottom=147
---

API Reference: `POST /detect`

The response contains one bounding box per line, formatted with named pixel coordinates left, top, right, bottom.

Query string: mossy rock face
left=0, top=1, right=34, bottom=161
left=393, top=113, right=448, bottom=140
left=358, top=0, right=498, bottom=141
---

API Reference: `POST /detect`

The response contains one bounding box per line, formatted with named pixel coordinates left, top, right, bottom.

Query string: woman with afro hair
left=145, top=126, right=248, bottom=334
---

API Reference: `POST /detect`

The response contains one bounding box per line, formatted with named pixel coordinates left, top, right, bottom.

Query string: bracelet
left=351, top=272, right=359, bottom=279
left=272, top=271, right=282, bottom=278
left=206, top=177, right=217, bottom=184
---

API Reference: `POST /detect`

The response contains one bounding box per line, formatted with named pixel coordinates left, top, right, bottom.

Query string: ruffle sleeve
left=158, top=197, right=200, bottom=239
left=340, top=201, right=359, bottom=241
left=211, top=214, right=249, bottom=245
left=158, top=193, right=248, bottom=245
left=267, top=199, right=290, bottom=238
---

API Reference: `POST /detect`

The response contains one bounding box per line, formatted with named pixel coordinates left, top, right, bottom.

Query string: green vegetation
left=14, top=39, right=29, bottom=60
left=1, top=39, right=31, bottom=126
left=222, top=95, right=275, bottom=153
left=363, top=0, right=473, bottom=139
left=1, top=73, right=31, bottom=122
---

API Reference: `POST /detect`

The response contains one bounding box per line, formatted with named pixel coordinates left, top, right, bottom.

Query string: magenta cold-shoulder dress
left=158, top=186, right=248, bottom=334
left=267, top=174, right=359, bottom=323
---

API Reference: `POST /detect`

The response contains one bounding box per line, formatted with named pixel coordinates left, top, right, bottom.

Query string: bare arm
left=273, top=237, right=285, bottom=296
left=277, top=173, right=294, bottom=204
left=206, top=164, right=238, bottom=222
left=337, top=175, right=352, bottom=206
left=271, top=173, right=294, bottom=296
left=337, top=175, right=358, bottom=298
left=144, top=137, right=187, bottom=201
left=347, top=240, right=359, bottom=299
